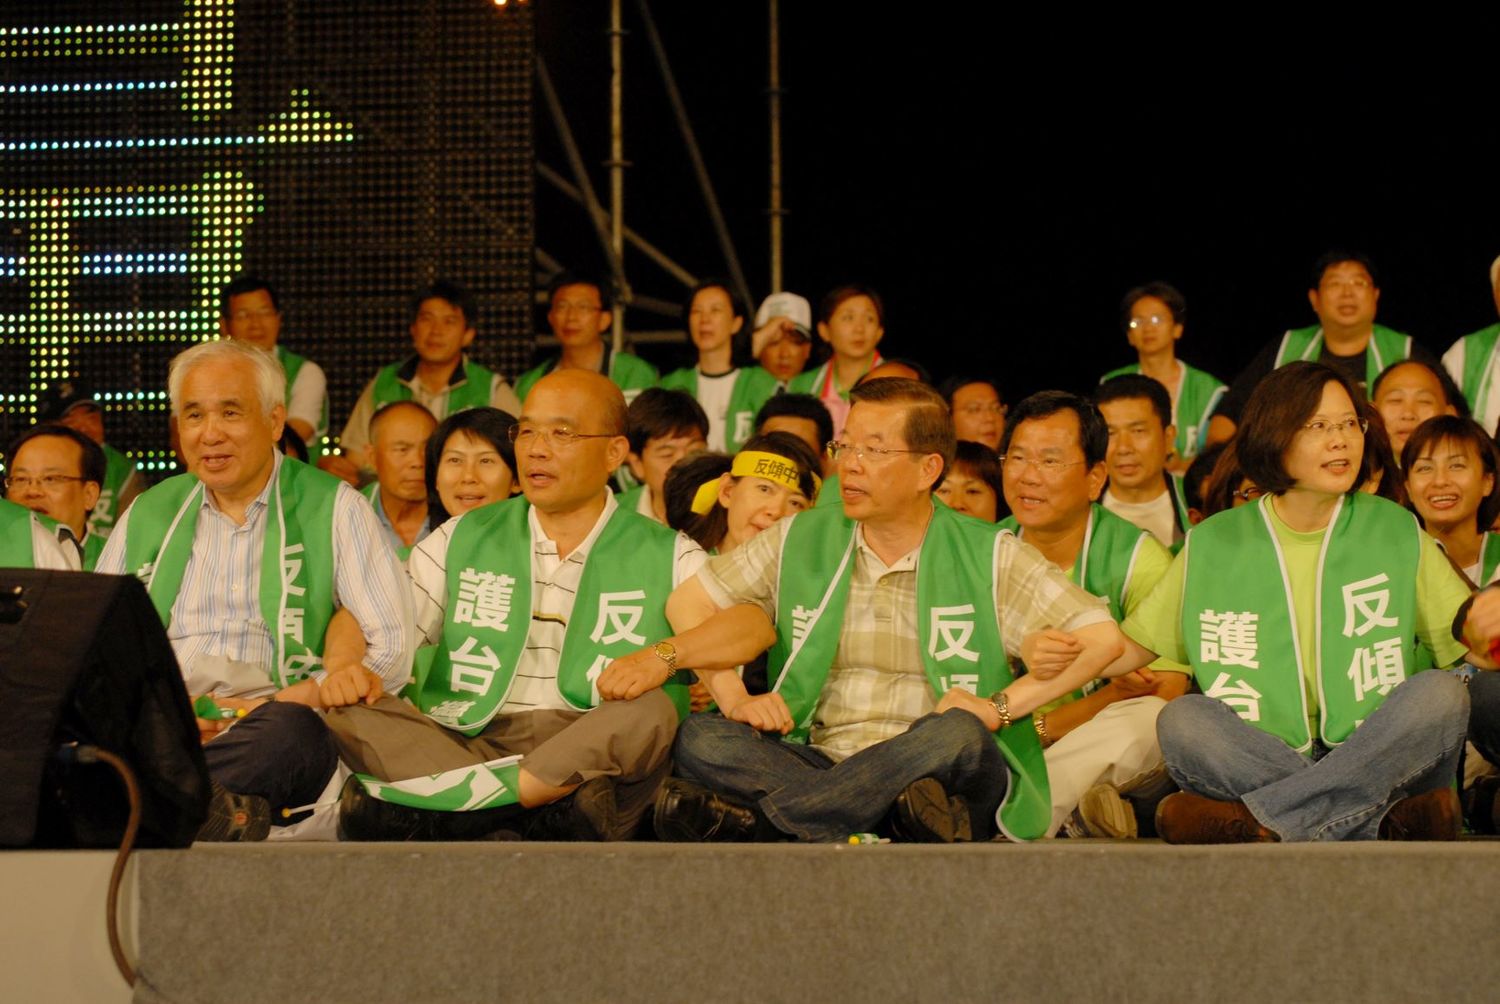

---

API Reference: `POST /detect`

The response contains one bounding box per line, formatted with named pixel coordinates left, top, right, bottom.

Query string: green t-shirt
left=1123, top=495, right=1472, bottom=734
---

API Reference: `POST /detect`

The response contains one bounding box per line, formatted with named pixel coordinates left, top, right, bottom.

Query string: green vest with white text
left=766, top=503, right=1051, bottom=841
left=418, top=496, right=686, bottom=736
left=659, top=366, right=780, bottom=452
left=1181, top=493, right=1421, bottom=752
left=122, top=460, right=340, bottom=688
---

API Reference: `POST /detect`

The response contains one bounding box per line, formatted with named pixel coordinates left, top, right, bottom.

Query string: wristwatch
left=988, top=691, right=1012, bottom=731
left=653, top=640, right=679, bottom=684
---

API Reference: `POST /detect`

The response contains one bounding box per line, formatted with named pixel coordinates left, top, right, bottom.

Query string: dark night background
left=537, top=5, right=1499, bottom=401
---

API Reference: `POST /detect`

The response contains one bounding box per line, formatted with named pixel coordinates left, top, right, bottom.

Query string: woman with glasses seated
left=1118, top=361, right=1485, bottom=842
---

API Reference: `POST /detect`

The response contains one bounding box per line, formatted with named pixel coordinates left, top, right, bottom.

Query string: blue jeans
left=1157, top=670, right=1467, bottom=841
left=1467, top=671, right=1500, bottom=767
left=673, top=709, right=1008, bottom=842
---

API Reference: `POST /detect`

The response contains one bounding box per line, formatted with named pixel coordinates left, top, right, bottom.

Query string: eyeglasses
left=825, top=441, right=926, bottom=463
left=1232, top=486, right=1265, bottom=502
left=998, top=454, right=1087, bottom=476
left=1127, top=315, right=1170, bottom=329
left=507, top=424, right=616, bottom=450
left=1299, top=417, right=1367, bottom=440
left=4, top=474, right=86, bottom=491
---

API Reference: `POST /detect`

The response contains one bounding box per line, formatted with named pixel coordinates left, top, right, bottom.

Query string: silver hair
left=167, top=338, right=286, bottom=416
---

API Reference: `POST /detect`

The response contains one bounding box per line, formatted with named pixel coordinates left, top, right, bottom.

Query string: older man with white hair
left=97, top=339, right=413, bottom=840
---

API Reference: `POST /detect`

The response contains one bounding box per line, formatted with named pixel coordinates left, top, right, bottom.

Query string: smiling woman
left=424, top=407, right=518, bottom=524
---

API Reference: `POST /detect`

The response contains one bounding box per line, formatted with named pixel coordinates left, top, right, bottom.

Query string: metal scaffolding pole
left=535, top=56, right=625, bottom=295
left=608, top=0, right=627, bottom=352
left=535, top=162, right=698, bottom=288
left=768, top=0, right=784, bottom=293
left=636, top=0, right=753, bottom=315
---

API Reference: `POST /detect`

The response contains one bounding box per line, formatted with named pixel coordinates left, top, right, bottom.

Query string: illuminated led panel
left=1, top=0, right=534, bottom=472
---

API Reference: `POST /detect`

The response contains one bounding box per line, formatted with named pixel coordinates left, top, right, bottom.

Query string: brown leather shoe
left=1155, top=792, right=1277, bottom=844
left=1380, top=788, right=1461, bottom=840
left=888, top=778, right=972, bottom=843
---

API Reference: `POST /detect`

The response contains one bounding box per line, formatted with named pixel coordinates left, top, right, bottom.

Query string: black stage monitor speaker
left=0, top=570, right=209, bottom=848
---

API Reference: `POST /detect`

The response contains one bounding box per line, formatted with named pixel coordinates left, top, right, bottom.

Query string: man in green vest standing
left=37, top=381, right=145, bottom=541
left=4, top=425, right=107, bottom=570
left=219, top=275, right=330, bottom=460
left=636, top=378, right=1135, bottom=843
left=1208, top=250, right=1439, bottom=446
left=97, top=339, right=415, bottom=841
left=513, top=273, right=660, bottom=405
left=323, top=280, right=523, bottom=485
left=1441, top=254, right=1500, bottom=433
left=325, top=369, right=707, bottom=841
left=998, top=390, right=1189, bottom=838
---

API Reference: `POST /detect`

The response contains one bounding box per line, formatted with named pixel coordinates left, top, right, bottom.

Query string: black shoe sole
left=197, top=781, right=272, bottom=842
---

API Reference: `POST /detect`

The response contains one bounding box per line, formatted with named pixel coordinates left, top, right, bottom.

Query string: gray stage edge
left=132, top=841, right=1500, bottom=1004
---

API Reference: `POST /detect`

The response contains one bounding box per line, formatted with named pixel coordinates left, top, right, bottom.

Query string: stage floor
left=7, top=840, right=1500, bottom=1003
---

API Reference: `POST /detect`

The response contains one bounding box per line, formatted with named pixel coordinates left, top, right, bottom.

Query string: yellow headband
left=689, top=450, right=821, bottom=514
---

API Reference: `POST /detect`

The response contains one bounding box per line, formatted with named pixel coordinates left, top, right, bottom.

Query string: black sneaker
left=197, top=781, right=271, bottom=842
left=887, top=778, right=971, bottom=843
left=337, top=775, right=525, bottom=841
left=653, top=778, right=766, bottom=842
left=523, top=776, right=618, bottom=841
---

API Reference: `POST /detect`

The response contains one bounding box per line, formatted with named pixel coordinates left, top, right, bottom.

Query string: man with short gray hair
left=97, top=338, right=414, bottom=840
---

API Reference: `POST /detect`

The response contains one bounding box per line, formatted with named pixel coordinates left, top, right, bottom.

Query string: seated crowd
left=7, top=248, right=1500, bottom=845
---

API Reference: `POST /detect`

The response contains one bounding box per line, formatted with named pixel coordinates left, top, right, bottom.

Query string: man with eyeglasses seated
left=629, top=378, right=1134, bottom=843
left=997, top=390, right=1190, bottom=838
left=324, top=369, right=708, bottom=841
left=4, top=424, right=108, bottom=570
left=1207, top=250, right=1438, bottom=448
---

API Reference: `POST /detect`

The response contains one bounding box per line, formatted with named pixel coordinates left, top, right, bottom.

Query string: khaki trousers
left=324, top=690, right=678, bottom=836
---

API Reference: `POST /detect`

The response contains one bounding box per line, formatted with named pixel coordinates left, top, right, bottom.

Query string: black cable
left=65, top=743, right=140, bottom=987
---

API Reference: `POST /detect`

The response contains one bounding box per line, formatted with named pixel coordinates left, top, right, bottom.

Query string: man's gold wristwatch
left=653, top=640, right=679, bottom=684
left=988, top=690, right=1012, bottom=731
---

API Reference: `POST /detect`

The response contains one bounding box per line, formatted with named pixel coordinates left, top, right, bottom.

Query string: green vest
left=1001, top=503, right=1150, bottom=624
left=1480, top=532, right=1500, bottom=588
left=89, top=442, right=138, bottom=538
left=514, top=348, right=660, bottom=403
left=1454, top=323, right=1500, bottom=420
left=1181, top=493, right=1421, bottom=752
left=417, top=496, right=687, bottom=737
left=81, top=531, right=105, bottom=572
left=122, top=460, right=341, bottom=688
left=0, top=499, right=41, bottom=567
left=372, top=357, right=495, bottom=417
left=1274, top=324, right=1412, bottom=393
left=659, top=366, right=780, bottom=452
left=814, top=473, right=842, bottom=509
left=765, top=503, right=1051, bottom=841
left=1002, top=503, right=1154, bottom=707
left=277, top=346, right=329, bottom=461
left=1099, top=362, right=1227, bottom=462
